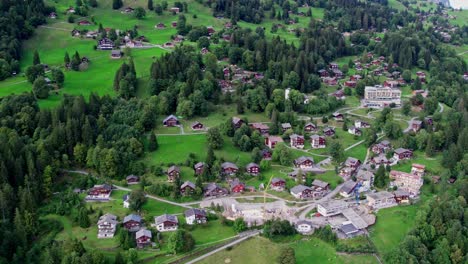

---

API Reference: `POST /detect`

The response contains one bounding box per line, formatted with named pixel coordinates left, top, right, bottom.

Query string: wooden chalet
left=262, top=148, right=272, bottom=160
left=87, top=184, right=112, bottom=200
left=348, top=126, right=362, bottom=136
left=167, top=165, right=180, bottom=182
left=171, top=21, right=177, bottom=27
left=318, top=69, right=329, bottom=77
left=123, top=7, right=134, bottom=13
left=332, top=69, right=343, bottom=79
left=97, top=38, right=114, bottom=50
left=170, top=7, right=180, bottom=13
left=370, top=154, right=390, bottom=167
left=411, top=120, right=423, bottom=132
left=250, top=123, right=269, bottom=135
left=49, top=12, right=57, bottom=19
left=123, top=214, right=142, bottom=232
left=180, top=181, right=196, bottom=195
left=290, top=185, right=313, bottom=199
left=193, top=162, right=205, bottom=175
left=310, top=134, right=326, bottom=149
left=339, top=180, right=358, bottom=198
left=393, top=190, right=410, bottom=204
left=191, top=121, right=204, bottom=130
left=393, top=148, right=413, bottom=161
left=265, top=135, right=283, bottom=149
left=155, top=23, right=166, bottom=29
left=111, top=50, right=122, bottom=59
left=323, top=77, right=337, bottom=86
left=135, top=229, right=152, bottom=248
left=371, top=140, right=391, bottom=154
left=281, top=123, right=292, bottom=132
left=294, top=156, right=314, bottom=169
left=329, top=62, right=339, bottom=70
left=78, top=20, right=92, bottom=26
left=332, top=112, right=344, bottom=121
left=344, top=81, right=357, bottom=88
left=270, top=178, right=286, bottom=191
left=383, top=80, right=399, bottom=88
left=230, top=179, right=245, bottom=193
left=154, top=214, right=178, bottom=232
left=204, top=183, right=228, bottom=197
left=323, top=127, right=335, bottom=136
left=304, top=122, right=317, bottom=133
left=185, top=209, right=207, bottom=225
left=232, top=117, right=244, bottom=129
left=245, top=163, right=260, bottom=176
left=221, top=162, right=238, bottom=175
left=207, top=26, right=215, bottom=35
left=126, top=175, right=139, bottom=185
left=162, top=115, right=179, bottom=126
left=354, top=120, right=370, bottom=129
left=350, top=75, right=362, bottom=81
left=332, top=89, right=345, bottom=100
left=290, top=134, right=305, bottom=149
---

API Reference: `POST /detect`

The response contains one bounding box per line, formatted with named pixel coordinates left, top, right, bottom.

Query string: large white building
left=363, top=85, right=401, bottom=108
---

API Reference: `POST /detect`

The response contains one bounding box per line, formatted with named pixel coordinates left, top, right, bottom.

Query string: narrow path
left=344, top=139, right=365, bottom=151
left=39, top=25, right=71, bottom=31
left=438, top=102, right=444, bottom=113
left=179, top=125, right=185, bottom=135
left=156, top=132, right=207, bottom=136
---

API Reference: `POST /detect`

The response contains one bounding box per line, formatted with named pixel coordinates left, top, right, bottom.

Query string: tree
left=233, top=218, right=247, bottom=233
left=374, top=165, right=386, bottom=188
left=402, top=70, right=412, bottom=82
left=329, top=140, right=344, bottom=163
left=42, top=165, right=54, bottom=199
left=134, top=7, right=146, bottom=19
left=155, top=4, right=163, bottom=15
left=64, top=52, right=71, bottom=67
left=207, top=127, right=224, bottom=149
left=33, top=50, right=41, bottom=65
left=89, top=0, right=98, bottom=7
left=129, top=189, right=147, bottom=211
left=168, top=230, right=195, bottom=254
left=112, top=0, right=123, bottom=9
left=148, top=0, right=154, bottom=10
left=197, top=36, right=210, bottom=49
left=52, top=67, right=65, bottom=88
left=78, top=207, right=90, bottom=228
left=25, top=65, right=44, bottom=83
left=148, top=133, right=159, bottom=151
left=278, top=247, right=296, bottom=264
left=402, top=101, right=411, bottom=116
left=33, top=77, right=49, bottom=99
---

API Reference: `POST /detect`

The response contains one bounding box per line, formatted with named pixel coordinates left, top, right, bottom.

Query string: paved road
left=438, top=102, right=444, bottom=113
left=185, top=230, right=260, bottom=264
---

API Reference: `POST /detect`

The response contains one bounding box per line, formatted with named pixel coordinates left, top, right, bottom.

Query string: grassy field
left=190, top=220, right=237, bottom=245
left=144, top=134, right=208, bottom=165
left=392, top=150, right=443, bottom=175
left=448, top=9, right=468, bottom=26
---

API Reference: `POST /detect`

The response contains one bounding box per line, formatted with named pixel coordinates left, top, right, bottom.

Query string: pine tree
left=205, top=146, right=215, bottom=167
left=148, top=133, right=158, bottom=151
left=64, top=52, right=70, bottom=67
left=42, top=165, right=54, bottom=199
left=148, top=0, right=154, bottom=10
left=78, top=207, right=90, bottom=228
left=33, top=50, right=41, bottom=65
left=374, top=165, right=386, bottom=188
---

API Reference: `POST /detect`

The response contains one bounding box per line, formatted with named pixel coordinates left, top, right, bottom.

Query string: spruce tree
left=148, top=133, right=158, bottom=151
left=64, top=52, right=70, bottom=67
left=78, top=207, right=90, bottom=228
left=148, top=0, right=154, bottom=10
left=33, top=50, right=41, bottom=65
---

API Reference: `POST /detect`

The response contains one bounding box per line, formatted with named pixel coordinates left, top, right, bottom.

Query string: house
left=174, top=35, right=184, bottom=43
left=393, top=148, right=413, bottom=161
left=97, top=214, right=118, bottom=238
left=323, top=127, right=335, bottom=136
left=49, top=12, right=57, bottom=19
left=78, top=20, right=92, bottom=26
left=135, top=229, right=152, bottom=248
left=310, top=135, right=326, bottom=149
left=383, top=80, right=399, bottom=88
left=201, top=47, right=209, bottom=55
left=123, top=194, right=130, bottom=208
left=304, top=123, right=317, bottom=133
left=230, top=179, right=245, bottom=193
left=245, top=163, right=260, bottom=176
left=370, top=154, right=390, bottom=167
left=162, top=115, right=179, bottom=126
left=310, top=179, right=330, bottom=198
left=66, top=7, right=76, bottom=14
left=270, top=178, right=286, bottom=191
left=389, top=170, right=423, bottom=196
left=164, top=40, right=175, bottom=47
left=154, top=214, right=178, bottom=232
left=87, top=184, right=112, bottom=200
left=167, top=166, right=180, bottom=182
left=123, top=7, right=134, bottom=13
left=265, top=135, right=283, bottom=149
left=344, top=81, right=357, bottom=88
left=290, top=185, right=313, bottom=199
left=97, top=38, right=114, bottom=50
left=290, top=134, right=305, bottom=149
left=126, top=175, right=139, bottom=185
left=170, top=7, right=180, bottom=13
left=191, top=121, right=204, bottom=130
left=185, top=209, right=207, bottom=225
left=318, top=69, right=329, bottom=77
left=332, top=69, right=343, bottom=79
left=356, top=170, right=373, bottom=191
left=232, top=117, right=244, bottom=129
left=222, top=34, right=232, bottom=41
left=354, top=120, right=370, bottom=129
left=323, top=77, right=337, bottom=86
left=221, top=162, right=239, bottom=175
left=207, top=26, right=215, bottom=35
left=340, top=181, right=358, bottom=198
left=329, top=62, right=339, bottom=70
left=250, top=123, right=269, bottom=135
left=71, top=29, right=81, bottom=37
left=345, top=157, right=361, bottom=169
left=332, top=89, right=346, bottom=100
left=410, top=120, right=423, bottom=132
left=411, top=164, right=425, bottom=177
left=225, top=22, right=232, bottom=29
left=424, top=117, right=433, bottom=126
left=281, top=123, right=292, bottom=132
left=193, top=162, right=205, bottom=175
left=123, top=214, right=142, bottom=232
left=348, top=126, right=362, bottom=136
left=339, top=221, right=359, bottom=238
left=317, top=200, right=348, bottom=217
left=416, top=71, right=426, bottom=83
left=155, top=23, right=166, bottom=29
left=367, top=191, right=397, bottom=210
left=111, top=50, right=122, bottom=59
left=262, top=148, right=272, bottom=160
left=171, top=21, right=177, bottom=27
left=204, top=183, right=228, bottom=197
left=371, top=140, right=391, bottom=154
left=350, top=75, right=362, bottom=81
left=363, top=85, right=402, bottom=108
left=85, top=31, right=98, bottom=38
left=432, top=176, right=441, bottom=184
left=393, top=190, right=410, bottom=204
left=180, top=181, right=196, bottom=195
left=295, top=220, right=314, bottom=234
left=294, top=156, right=314, bottom=169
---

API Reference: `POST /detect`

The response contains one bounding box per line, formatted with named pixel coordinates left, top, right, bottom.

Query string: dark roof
left=123, top=194, right=129, bottom=201
left=93, top=184, right=112, bottom=191
left=290, top=185, right=312, bottom=194
left=323, top=127, right=335, bottom=133
left=271, top=177, right=285, bottom=184
left=394, top=148, right=411, bottom=154
left=194, top=162, right=205, bottom=169
left=204, top=182, right=222, bottom=192
left=135, top=229, right=152, bottom=239
left=305, top=122, right=316, bottom=128
left=232, top=117, right=242, bottom=124
left=191, top=121, right=203, bottom=127
left=181, top=181, right=196, bottom=189
left=340, top=223, right=359, bottom=234
left=184, top=208, right=206, bottom=218
left=340, top=181, right=358, bottom=194
left=126, top=175, right=139, bottom=181
left=123, top=214, right=142, bottom=224
left=155, top=214, right=178, bottom=225
left=312, top=179, right=329, bottom=188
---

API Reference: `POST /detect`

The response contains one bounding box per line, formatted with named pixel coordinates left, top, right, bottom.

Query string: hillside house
left=171, top=21, right=177, bottom=27
left=97, top=214, right=117, bottom=238
left=290, top=134, right=305, bottom=149
left=270, top=178, right=286, bottom=191
left=410, top=120, right=423, bottom=132
left=262, top=148, right=272, bottom=160
left=356, top=170, right=373, bottom=191
left=389, top=170, right=423, bottom=196
left=66, top=7, right=76, bottom=14
left=135, top=229, right=152, bottom=248
left=354, top=120, right=370, bottom=129
left=323, top=77, right=337, bottom=86
left=340, top=157, right=361, bottom=178
left=123, top=214, right=142, bottom=232
left=295, top=220, right=314, bottom=234
left=344, top=81, right=357, bottom=88
left=71, top=29, right=81, bottom=37
left=290, top=185, right=313, bottom=199
left=232, top=117, right=244, bottom=129
left=111, top=50, right=122, bottom=59
left=230, top=179, right=245, bottom=193
left=185, top=209, right=207, bottom=225
left=411, top=164, right=425, bottom=177
left=207, top=26, right=215, bottom=35
left=366, top=191, right=397, bottom=210
left=294, top=156, right=314, bottom=169
left=348, top=126, right=362, bottom=136
left=339, top=181, right=358, bottom=198
left=394, top=190, right=410, bottom=204
left=162, top=115, right=179, bottom=126
left=245, top=163, right=260, bottom=176
left=310, top=135, right=326, bottom=148
left=174, top=35, right=184, bottom=43
left=49, top=12, right=57, bottom=19
left=329, top=62, right=339, bottom=70
left=155, top=23, right=166, bottom=29
left=332, top=69, right=344, bottom=79
left=350, top=75, right=362, bottom=81
left=170, top=7, right=180, bottom=13
left=126, top=175, right=139, bottom=185
left=311, top=179, right=330, bottom=198
left=78, top=20, right=91, bottom=26
left=167, top=166, right=180, bottom=182
left=332, top=89, right=346, bottom=100
left=191, top=121, right=204, bottom=130
left=317, top=200, right=348, bottom=217
left=154, top=214, right=178, bottom=232
left=204, top=183, right=228, bottom=197
left=123, top=194, right=130, bottom=208
left=304, top=123, right=317, bottom=133
left=370, top=154, right=390, bottom=167
left=86, top=31, right=98, bottom=38
left=265, top=135, right=283, bottom=149
left=180, top=181, right=196, bottom=195
left=416, top=71, right=426, bottom=83
left=97, top=38, right=114, bottom=50
left=250, top=123, right=269, bottom=135
left=323, top=127, right=335, bottom=136
left=193, top=162, right=205, bottom=175
left=383, top=80, right=399, bottom=88
left=87, top=184, right=112, bottom=200
left=393, top=148, right=413, bottom=161
left=318, top=69, right=329, bottom=77
left=123, top=7, right=134, bottom=13
left=221, top=162, right=239, bottom=175
left=371, top=140, right=391, bottom=154
left=281, top=123, right=292, bottom=132
left=201, top=47, right=209, bottom=54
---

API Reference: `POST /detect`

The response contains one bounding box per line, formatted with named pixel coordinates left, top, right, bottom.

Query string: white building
left=185, top=209, right=207, bottom=225
left=317, top=200, right=348, bottom=217
left=153, top=214, right=179, bottom=232
left=295, top=220, right=314, bottom=234
left=363, top=85, right=401, bottom=108
left=366, top=191, right=397, bottom=210
left=97, top=214, right=117, bottom=238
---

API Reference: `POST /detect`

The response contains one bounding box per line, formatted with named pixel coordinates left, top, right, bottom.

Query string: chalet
left=221, top=162, right=239, bottom=175
left=290, top=185, right=313, bottom=199
left=389, top=170, right=423, bottom=196
left=373, top=68, right=383, bottom=76
left=123, top=194, right=130, bottom=208
left=125, top=40, right=144, bottom=48
left=167, top=166, right=180, bottom=182
left=170, top=7, right=180, bottom=14
left=332, top=89, right=345, bottom=100
left=245, top=163, right=260, bottom=176
left=111, top=50, right=122, bottom=59
left=354, top=120, right=370, bottom=129
left=416, top=71, right=426, bottom=83
left=262, top=149, right=272, bottom=160
left=295, top=220, right=314, bottom=234
left=318, top=69, right=329, bottom=77
left=204, top=183, right=228, bottom=197
left=223, top=67, right=230, bottom=77
left=123, top=7, right=134, bottom=13
left=323, top=127, right=335, bottom=136
left=174, top=35, right=184, bottom=43
left=340, top=180, right=358, bottom=198
left=332, top=112, right=344, bottom=121
left=180, top=181, right=196, bottom=195
left=371, top=59, right=381, bottom=66
left=410, top=120, right=423, bottom=132
left=207, top=26, right=215, bottom=35
left=344, top=81, right=357, bottom=88
left=290, top=134, right=305, bottom=149
left=185, top=209, right=207, bottom=225
left=250, top=123, right=269, bottom=135
left=288, top=170, right=306, bottom=181
left=154, top=214, right=178, bottom=232
left=232, top=117, right=244, bottom=129
left=193, top=162, right=205, bottom=175
left=367, top=191, right=396, bottom=209
left=71, top=29, right=81, bottom=37
left=86, top=31, right=98, bottom=38
left=350, top=75, right=362, bottom=81
left=345, top=157, right=361, bottom=169
left=191, top=121, right=204, bottom=130
left=135, top=229, right=152, bottom=248
left=374, top=37, right=382, bottom=42
left=265, top=135, right=283, bottom=149
left=323, top=77, right=337, bottom=86
left=281, top=123, right=292, bottom=132
left=171, top=21, right=177, bottom=27
left=370, top=154, right=390, bottom=167
left=393, top=148, right=413, bottom=161
left=49, top=12, right=57, bottom=19
left=371, top=140, right=391, bottom=154
left=424, top=117, right=433, bottom=126
left=222, top=34, right=232, bottom=41
left=126, top=175, right=139, bottom=185
left=201, top=47, right=209, bottom=55
left=348, top=126, right=362, bottom=136
left=310, top=179, right=329, bottom=198
left=329, top=62, right=339, bottom=70
left=270, top=178, right=286, bottom=191
left=393, top=190, right=410, bottom=204
left=310, top=135, right=326, bottom=149
left=97, top=38, right=114, bottom=50
left=230, top=179, right=245, bottom=193
left=78, top=20, right=92, bottom=26
left=340, top=157, right=361, bottom=178
left=66, top=7, right=76, bottom=14
left=162, top=115, right=179, bottom=126
left=383, top=80, right=399, bottom=88
left=155, top=23, right=166, bottom=29
left=225, top=22, right=232, bottom=29
left=411, top=164, right=425, bottom=177
left=317, top=200, right=348, bottom=217
left=356, top=170, right=373, bottom=191
left=304, top=123, right=317, bottom=133
left=332, top=69, right=344, bottom=79
left=294, top=156, right=314, bottom=169
left=87, top=184, right=112, bottom=200
left=123, top=214, right=142, bottom=232
left=97, top=214, right=118, bottom=238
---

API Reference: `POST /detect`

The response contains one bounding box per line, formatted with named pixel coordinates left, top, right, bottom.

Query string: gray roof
left=232, top=117, right=242, bottom=124
left=230, top=179, right=245, bottom=189
left=98, top=213, right=117, bottom=225
left=310, top=134, right=323, bottom=139
left=181, top=181, right=196, bottom=189
left=155, top=214, right=178, bottom=225
left=163, top=114, right=178, bottom=123
left=345, top=157, right=360, bottom=165
left=340, top=181, right=358, bottom=194
left=93, top=184, right=112, bottom=191
left=246, top=163, right=259, bottom=170
left=367, top=191, right=394, bottom=200
left=323, top=127, right=335, bottom=133
left=305, top=122, right=316, bottom=128
left=135, top=229, right=152, bottom=239
left=380, top=140, right=391, bottom=146
left=126, top=175, right=139, bottom=181
left=356, top=170, right=374, bottom=181
left=394, top=148, right=411, bottom=154
left=271, top=177, right=285, bottom=184
left=312, top=179, right=329, bottom=188
left=281, top=123, right=292, bottom=128
left=290, top=185, right=312, bottom=194
left=290, top=134, right=304, bottom=140
left=340, top=223, right=359, bottom=234
left=394, top=190, right=410, bottom=197
left=194, top=162, right=205, bottom=169
left=295, top=156, right=314, bottom=164
left=123, top=214, right=142, bottom=224
left=296, top=220, right=313, bottom=226
left=221, top=162, right=238, bottom=170
left=412, top=120, right=422, bottom=125
left=185, top=208, right=207, bottom=218
left=111, top=50, right=121, bottom=55
left=167, top=165, right=180, bottom=174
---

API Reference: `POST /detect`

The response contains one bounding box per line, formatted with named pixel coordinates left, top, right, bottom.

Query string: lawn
left=392, top=151, right=443, bottom=175
left=190, top=220, right=237, bottom=245
left=448, top=9, right=468, bottom=26
left=344, top=143, right=368, bottom=162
